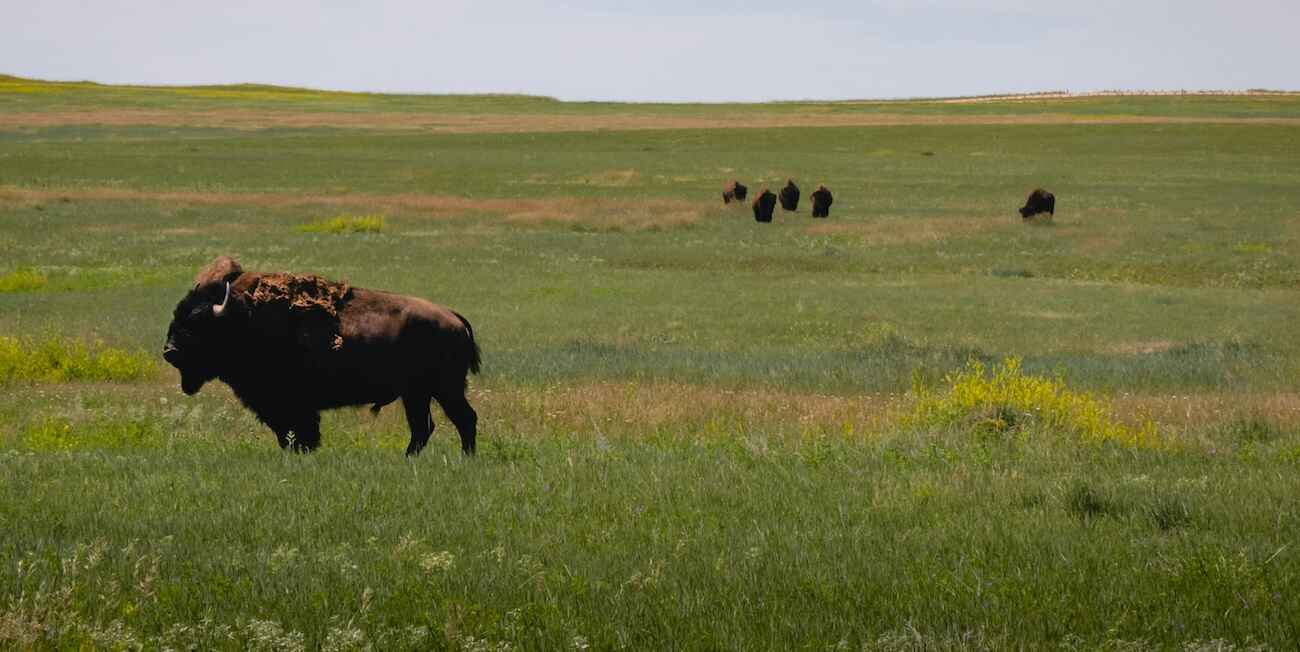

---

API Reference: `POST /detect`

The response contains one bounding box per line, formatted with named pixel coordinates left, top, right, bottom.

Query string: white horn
left=211, top=282, right=231, bottom=317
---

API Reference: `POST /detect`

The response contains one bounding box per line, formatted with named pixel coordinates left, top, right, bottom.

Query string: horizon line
left=4, top=73, right=1299, bottom=106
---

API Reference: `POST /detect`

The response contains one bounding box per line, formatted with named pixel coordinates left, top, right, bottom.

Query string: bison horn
left=212, top=282, right=231, bottom=318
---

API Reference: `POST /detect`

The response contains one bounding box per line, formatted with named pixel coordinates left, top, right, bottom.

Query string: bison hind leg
left=402, top=393, right=435, bottom=457
left=435, top=393, right=478, bottom=457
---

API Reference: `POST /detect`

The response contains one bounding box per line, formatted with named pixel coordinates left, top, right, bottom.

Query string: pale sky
left=4, top=0, right=1297, bottom=102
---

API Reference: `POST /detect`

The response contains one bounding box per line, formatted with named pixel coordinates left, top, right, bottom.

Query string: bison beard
left=752, top=189, right=777, bottom=223
left=779, top=179, right=800, bottom=212
left=722, top=180, right=748, bottom=204
left=810, top=185, right=833, bottom=218
left=1020, top=188, right=1056, bottom=220
left=162, top=256, right=482, bottom=456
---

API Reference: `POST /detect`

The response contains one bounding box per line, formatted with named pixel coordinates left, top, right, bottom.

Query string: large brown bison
left=752, top=188, right=777, bottom=223
left=810, top=184, right=833, bottom=218
left=1020, top=188, right=1056, bottom=220
left=779, top=179, right=800, bottom=211
left=162, top=257, right=481, bottom=456
left=722, top=180, right=748, bottom=204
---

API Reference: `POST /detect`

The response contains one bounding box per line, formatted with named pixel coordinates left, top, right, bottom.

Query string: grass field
left=2, top=76, right=1299, bottom=649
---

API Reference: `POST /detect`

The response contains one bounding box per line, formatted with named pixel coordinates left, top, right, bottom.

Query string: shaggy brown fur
left=811, top=185, right=833, bottom=218
left=722, top=180, right=748, bottom=204
left=1020, top=188, right=1056, bottom=220
left=164, top=257, right=481, bottom=456
left=752, top=188, right=777, bottom=223
left=779, top=179, right=800, bottom=211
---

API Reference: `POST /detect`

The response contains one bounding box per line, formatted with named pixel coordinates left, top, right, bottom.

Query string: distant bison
left=723, top=180, right=748, bottom=204
left=752, top=188, right=777, bottom=223
left=779, top=179, right=800, bottom=211
left=163, top=257, right=482, bottom=456
left=1020, top=188, right=1056, bottom=220
left=810, top=184, right=833, bottom=218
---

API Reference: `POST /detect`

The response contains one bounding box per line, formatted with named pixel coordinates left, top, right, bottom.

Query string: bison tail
left=453, top=310, right=482, bottom=375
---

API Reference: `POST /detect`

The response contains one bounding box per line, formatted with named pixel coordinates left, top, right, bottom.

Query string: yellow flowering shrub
left=908, top=357, right=1159, bottom=448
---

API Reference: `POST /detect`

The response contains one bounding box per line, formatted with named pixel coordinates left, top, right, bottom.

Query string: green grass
left=0, top=336, right=156, bottom=384
left=2, top=79, right=1300, bottom=648
left=295, top=214, right=385, bottom=234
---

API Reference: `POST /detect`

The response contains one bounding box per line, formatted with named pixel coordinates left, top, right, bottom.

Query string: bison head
left=163, top=281, right=239, bottom=395
left=164, top=257, right=246, bottom=395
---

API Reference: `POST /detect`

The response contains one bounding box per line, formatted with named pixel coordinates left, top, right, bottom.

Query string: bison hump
left=244, top=273, right=353, bottom=352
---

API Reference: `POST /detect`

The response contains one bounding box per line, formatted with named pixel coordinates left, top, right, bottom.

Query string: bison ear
left=193, top=256, right=244, bottom=290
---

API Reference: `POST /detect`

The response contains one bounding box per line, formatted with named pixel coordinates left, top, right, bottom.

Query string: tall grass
left=0, top=430, right=1297, bottom=649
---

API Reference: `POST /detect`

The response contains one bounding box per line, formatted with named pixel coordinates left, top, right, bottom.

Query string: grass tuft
left=295, top=214, right=385, bottom=234
left=0, top=267, right=47, bottom=292
left=1145, top=493, right=1193, bottom=531
left=907, top=358, right=1160, bottom=447
left=1066, top=481, right=1118, bottom=520
left=0, top=336, right=156, bottom=384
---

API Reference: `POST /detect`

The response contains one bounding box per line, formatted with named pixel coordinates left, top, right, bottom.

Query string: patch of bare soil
left=0, top=187, right=712, bottom=232
left=2, top=109, right=1298, bottom=133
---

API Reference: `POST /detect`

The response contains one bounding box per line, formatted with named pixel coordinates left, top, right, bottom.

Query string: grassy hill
left=1, top=77, right=1298, bottom=649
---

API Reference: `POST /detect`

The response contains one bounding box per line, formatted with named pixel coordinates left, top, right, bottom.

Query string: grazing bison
left=722, top=180, right=748, bottom=204
left=779, top=179, right=800, bottom=211
left=810, top=184, right=833, bottom=218
left=752, top=188, right=777, bottom=223
left=162, top=256, right=481, bottom=456
left=1020, top=188, right=1056, bottom=220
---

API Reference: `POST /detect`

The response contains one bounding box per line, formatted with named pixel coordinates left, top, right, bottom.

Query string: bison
left=162, top=256, right=481, bottom=456
left=722, top=180, right=748, bottom=204
left=752, top=188, right=777, bottom=223
left=1020, top=188, right=1056, bottom=220
left=779, top=179, right=800, bottom=212
left=810, top=184, right=833, bottom=218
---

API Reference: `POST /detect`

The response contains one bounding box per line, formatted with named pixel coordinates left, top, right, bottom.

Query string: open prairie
left=2, top=77, right=1299, bottom=649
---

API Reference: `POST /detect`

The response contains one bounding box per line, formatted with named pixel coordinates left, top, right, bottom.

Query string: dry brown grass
left=574, top=169, right=641, bottom=186
left=464, top=382, right=1300, bottom=443
left=3, top=110, right=1298, bottom=133
left=1112, top=391, right=1300, bottom=431
left=804, top=216, right=1001, bottom=246
left=1105, top=341, right=1179, bottom=355
left=465, top=381, right=907, bottom=440
left=0, top=186, right=711, bottom=232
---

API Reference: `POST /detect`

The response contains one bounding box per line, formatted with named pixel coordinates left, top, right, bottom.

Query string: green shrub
left=0, top=267, right=47, bottom=292
left=18, top=417, right=163, bottom=451
left=295, top=214, right=384, bottom=234
left=907, top=357, right=1159, bottom=448
left=0, top=336, right=156, bottom=384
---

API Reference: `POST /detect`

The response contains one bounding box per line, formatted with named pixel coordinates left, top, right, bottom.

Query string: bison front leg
left=269, top=412, right=321, bottom=452
left=292, top=413, right=322, bottom=452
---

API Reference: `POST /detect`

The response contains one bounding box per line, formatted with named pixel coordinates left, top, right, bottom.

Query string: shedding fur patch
left=245, top=274, right=352, bottom=350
